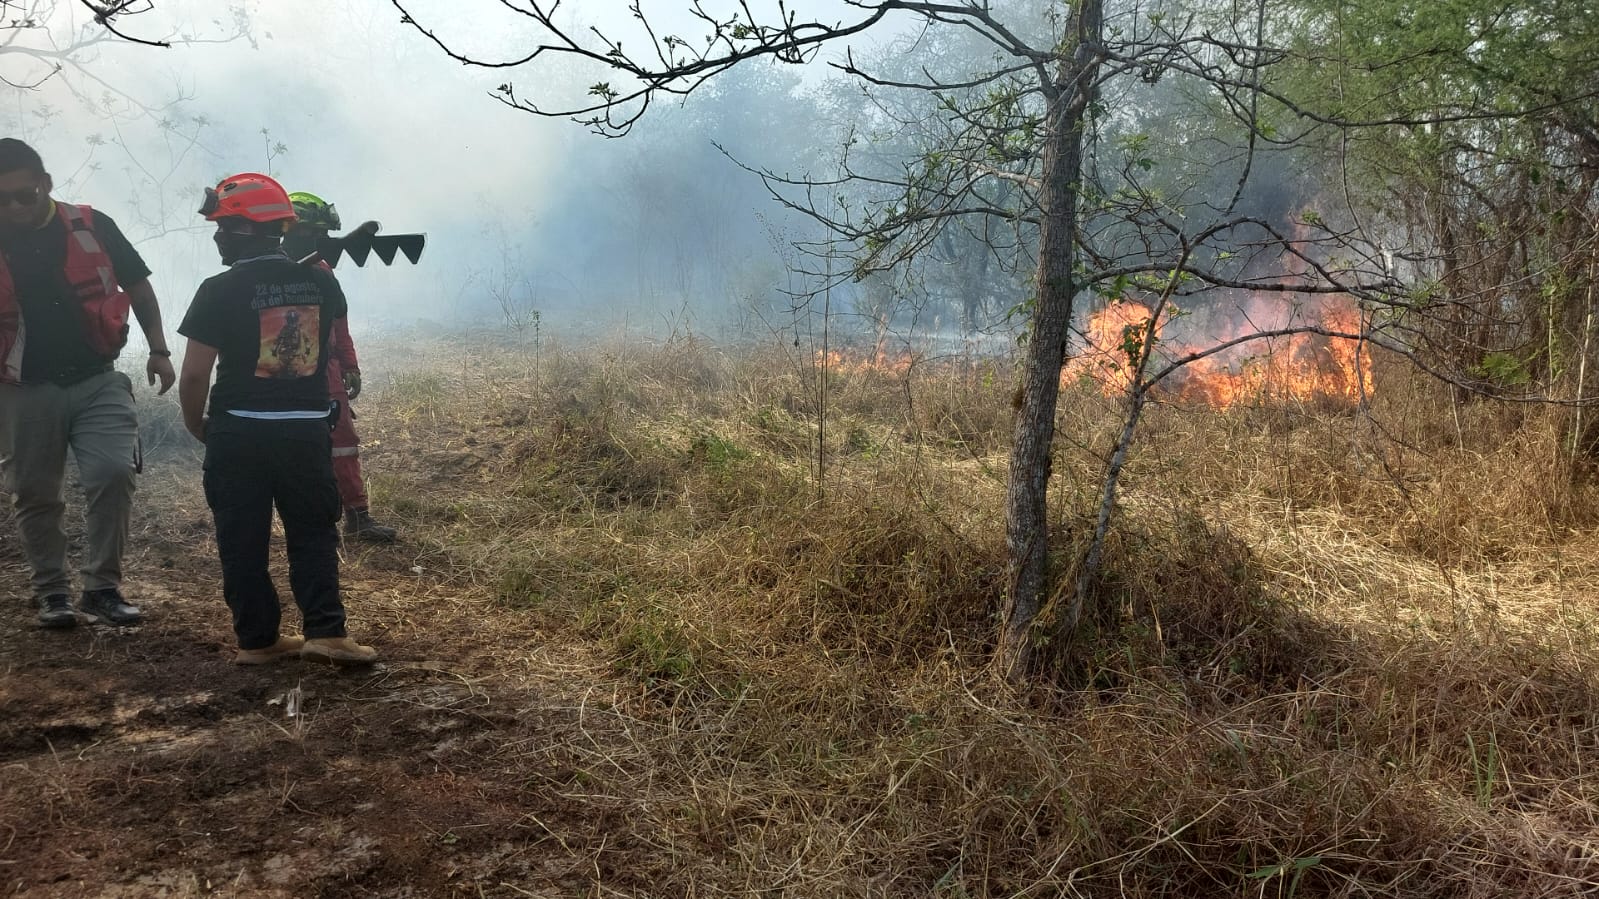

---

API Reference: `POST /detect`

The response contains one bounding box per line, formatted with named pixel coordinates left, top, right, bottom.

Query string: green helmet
left=288, top=190, right=341, bottom=232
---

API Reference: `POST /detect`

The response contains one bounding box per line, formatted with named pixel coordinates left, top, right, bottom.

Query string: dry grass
left=323, top=329, right=1599, bottom=897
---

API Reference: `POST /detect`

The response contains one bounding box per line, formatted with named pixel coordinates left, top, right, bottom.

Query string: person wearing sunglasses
left=176, top=172, right=378, bottom=666
left=0, top=138, right=175, bottom=630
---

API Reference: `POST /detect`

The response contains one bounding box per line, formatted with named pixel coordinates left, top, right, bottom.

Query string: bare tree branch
left=76, top=0, right=169, bottom=48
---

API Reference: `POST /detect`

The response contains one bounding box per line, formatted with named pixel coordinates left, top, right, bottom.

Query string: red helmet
left=199, top=172, right=297, bottom=223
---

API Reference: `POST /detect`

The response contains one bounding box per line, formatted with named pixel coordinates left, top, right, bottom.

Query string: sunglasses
left=0, top=186, right=41, bottom=207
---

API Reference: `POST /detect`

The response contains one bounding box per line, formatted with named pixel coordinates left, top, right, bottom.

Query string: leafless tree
left=3, top=1, right=258, bottom=251
left=2, top=1, right=251, bottom=94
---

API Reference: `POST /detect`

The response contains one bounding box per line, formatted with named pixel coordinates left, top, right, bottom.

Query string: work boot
left=37, top=594, right=77, bottom=629
left=343, top=508, right=398, bottom=543
left=235, top=635, right=306, bottom=665
left=79, top=588, right=143, bottom=626
left=301, top=637, right=379, bottom=667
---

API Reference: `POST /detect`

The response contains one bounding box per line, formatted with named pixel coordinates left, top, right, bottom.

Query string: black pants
left=202, top=415, right=346, bottom=649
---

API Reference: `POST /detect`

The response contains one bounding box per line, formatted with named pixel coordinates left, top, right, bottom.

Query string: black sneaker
left=79, top=588, right=143, bottom=626
left=37, top=594, right=77, bottom=629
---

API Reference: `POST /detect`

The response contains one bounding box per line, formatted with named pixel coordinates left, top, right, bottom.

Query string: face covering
left=213, top=229, right=281, bottom=266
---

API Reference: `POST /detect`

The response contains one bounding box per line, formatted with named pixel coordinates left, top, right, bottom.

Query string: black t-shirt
left=0, top=205, right=152, bottom=384
left=178, top=254, right=348, bottom=416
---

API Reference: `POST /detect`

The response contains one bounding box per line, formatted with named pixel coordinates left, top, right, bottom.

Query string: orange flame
left=1065, top=294, right=1371, bottom=408
left=813, top=346, right=916, bottom=376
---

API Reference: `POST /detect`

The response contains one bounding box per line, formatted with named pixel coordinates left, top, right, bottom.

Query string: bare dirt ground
left=0, top=403, right=661, bottom=898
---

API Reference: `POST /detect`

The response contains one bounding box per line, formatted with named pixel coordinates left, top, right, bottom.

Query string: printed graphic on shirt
left=256, top=305, right=321, bottom=379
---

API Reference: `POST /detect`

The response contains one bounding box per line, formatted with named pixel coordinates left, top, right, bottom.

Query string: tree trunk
left=999, top=1, right=1103, bottom=682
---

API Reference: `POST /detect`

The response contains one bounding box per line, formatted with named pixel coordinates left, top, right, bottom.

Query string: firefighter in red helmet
left=177, top=171, right=378, bottom=666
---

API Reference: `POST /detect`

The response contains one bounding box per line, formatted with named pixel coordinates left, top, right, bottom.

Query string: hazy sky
left=2, top=0, right=888, bottom=342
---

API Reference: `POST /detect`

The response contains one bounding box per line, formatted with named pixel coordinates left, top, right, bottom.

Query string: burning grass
left=348, top=328, right=1599, bottom=895
left=64, top=329, right=1599, bottom=895
left=1066, top=294, right=1372, bottom=410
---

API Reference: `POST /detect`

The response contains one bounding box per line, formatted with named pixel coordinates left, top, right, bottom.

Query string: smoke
left=9, top=1, right=1349, bottom=361
left=2, top=0, right=827, bottom=347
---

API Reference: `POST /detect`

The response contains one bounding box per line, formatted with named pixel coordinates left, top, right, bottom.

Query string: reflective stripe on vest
left=62, top=206, right=118, bottom=300
left=0, top=203, right=130, bottom=384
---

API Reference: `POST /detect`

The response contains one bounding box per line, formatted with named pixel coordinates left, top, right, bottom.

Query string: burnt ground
left=0, top=440, right=665, bottom=898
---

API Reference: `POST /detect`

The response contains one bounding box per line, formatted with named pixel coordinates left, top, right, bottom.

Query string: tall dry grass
left=352, top=329, right=1598, bottom=897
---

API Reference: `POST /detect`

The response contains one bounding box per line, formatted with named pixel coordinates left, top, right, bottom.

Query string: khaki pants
left=0, top=370, right=138, bottom=599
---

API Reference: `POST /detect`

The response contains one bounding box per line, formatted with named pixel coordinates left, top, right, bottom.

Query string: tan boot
left=235, top=635, right=306, bottom=665
left=301, top=636, right=379, bottom=667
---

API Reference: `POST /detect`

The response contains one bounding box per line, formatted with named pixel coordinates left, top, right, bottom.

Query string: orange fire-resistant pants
left=327, top=358, right=366, bottom=512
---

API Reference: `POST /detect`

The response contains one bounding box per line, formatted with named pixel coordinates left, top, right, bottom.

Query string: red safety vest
left=0, top=203, right=133, bottom=384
